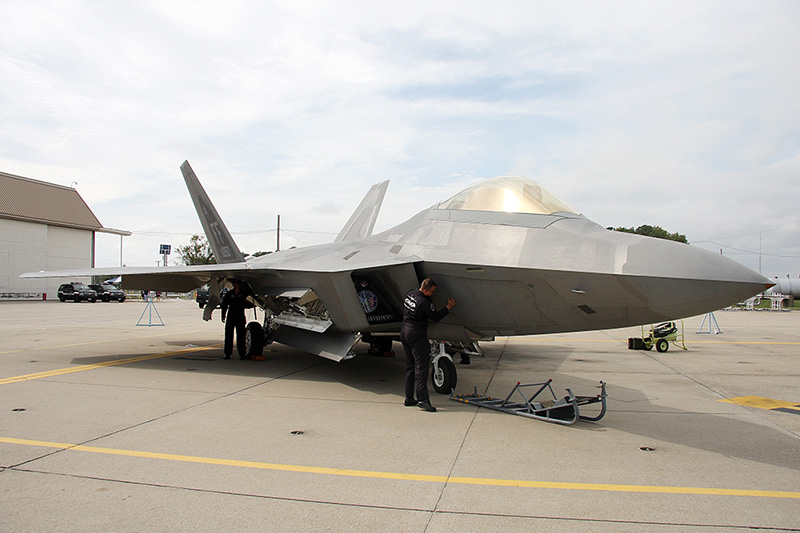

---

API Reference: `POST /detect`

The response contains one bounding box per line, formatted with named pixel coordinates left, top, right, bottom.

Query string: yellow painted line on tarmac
left=506, top=338, right=800, bottom=345
left=0, top=330, right=201, bottom=355
left=506, top=338, right=621, bottom=343
left=2, top=436, right=799, bottom=500
left=720, top=396, right=800, bottom=413
left=0, top=344, right=222, bottom=386
left=689, top=340, right=800, bottom=345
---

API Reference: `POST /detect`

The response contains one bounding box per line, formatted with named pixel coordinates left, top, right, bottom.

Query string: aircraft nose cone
left=623, top=238, right=772, bottom=317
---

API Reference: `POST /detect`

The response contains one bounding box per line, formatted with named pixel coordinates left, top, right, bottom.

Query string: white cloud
left=1, top=0, right=799, bottom=277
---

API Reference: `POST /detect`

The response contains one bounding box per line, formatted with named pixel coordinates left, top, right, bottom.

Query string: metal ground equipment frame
left=451, top=379, right=607, bottom=425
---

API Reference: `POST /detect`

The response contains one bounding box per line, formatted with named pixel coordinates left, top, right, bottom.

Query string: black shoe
left=459, top=357, right=471, bottom=365
left=404, top=399, right=417, bottom=407
left=223, top=355, right=231, bottom=360
left=418, top=401, right=437, bottom=412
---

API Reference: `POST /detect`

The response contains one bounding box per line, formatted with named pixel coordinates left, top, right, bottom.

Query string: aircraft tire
left=368, top=336, right=392, bottom=354
left=655, top=339, right=669, bottom=353
left=432, top=357, right=457, bottom=394
left=245, top=322, right=265, bottom=357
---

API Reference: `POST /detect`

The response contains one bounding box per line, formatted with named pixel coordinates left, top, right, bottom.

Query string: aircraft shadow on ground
left=69, top=339, right=799, bottom=471
left=495, top=342, right=800, bottom=472
left=69, top=340, right=411, bottom=395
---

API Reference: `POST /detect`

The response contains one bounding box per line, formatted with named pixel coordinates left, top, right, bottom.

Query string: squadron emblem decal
left=358, top=289, right=380, bottom=314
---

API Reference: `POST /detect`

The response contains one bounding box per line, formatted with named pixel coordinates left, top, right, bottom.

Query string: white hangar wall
left=0, top=218, right=93, bottom=300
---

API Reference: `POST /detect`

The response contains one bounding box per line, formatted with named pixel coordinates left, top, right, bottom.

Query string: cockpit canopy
left=437, top=176, right=578, bottom=215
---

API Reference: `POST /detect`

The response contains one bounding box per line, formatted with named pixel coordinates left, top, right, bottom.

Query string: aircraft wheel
left=432, top=357, right=457, bottom=394
left=368, top=337, right=392, bottom=354
left=655, top=339, right=669, bottom=353
left=245, top=322, right=265, bottom=357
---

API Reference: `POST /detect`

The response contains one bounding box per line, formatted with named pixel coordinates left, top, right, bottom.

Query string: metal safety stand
left=451, top=379, right=607, bottom=425
left=697, top=312, right=722, bottom=334
left=136, top=295, right=165, bottom=327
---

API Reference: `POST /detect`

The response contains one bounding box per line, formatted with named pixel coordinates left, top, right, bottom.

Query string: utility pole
left=759, top=231, right=762, bottom=274
left=276, top=215, right=280, bottom=252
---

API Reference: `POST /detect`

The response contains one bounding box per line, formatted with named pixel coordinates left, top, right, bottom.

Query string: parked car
left=196, top=287, right=209, bottom=308
left=57, top=282, right=97, bottom=303
left=89, top=284, right=126, bottom=302
left=196, top=286, right=226, bottom=308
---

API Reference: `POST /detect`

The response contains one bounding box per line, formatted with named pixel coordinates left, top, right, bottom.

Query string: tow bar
left=451, top=379, right=607, bottom=425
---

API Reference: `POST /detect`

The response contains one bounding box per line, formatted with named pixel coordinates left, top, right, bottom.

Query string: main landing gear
left=245, top=321, right=266, bottom=358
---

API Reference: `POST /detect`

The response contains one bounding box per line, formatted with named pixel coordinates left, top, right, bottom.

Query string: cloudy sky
left=2, top=1, right=798, bottom=279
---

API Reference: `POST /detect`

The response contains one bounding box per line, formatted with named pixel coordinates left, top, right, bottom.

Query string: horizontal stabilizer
left=180, top=160, right=245, bottom=264
left=334, top=180, right=389, bottom=242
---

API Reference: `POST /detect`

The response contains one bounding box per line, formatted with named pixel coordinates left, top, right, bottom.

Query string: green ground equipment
left=628, top=320, right=686, bottom=352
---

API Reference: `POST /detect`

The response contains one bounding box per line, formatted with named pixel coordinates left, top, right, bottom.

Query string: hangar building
left=0, top=170, right=129, bottom=300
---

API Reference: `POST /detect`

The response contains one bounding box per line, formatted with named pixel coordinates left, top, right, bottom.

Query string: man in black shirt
left=401, top=278, right=456, bottom=412
left=221, top=279, right=254, bottom=359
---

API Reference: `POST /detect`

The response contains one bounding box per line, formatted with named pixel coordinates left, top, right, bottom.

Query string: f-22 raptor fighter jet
left=23, top=161, right=772, bottom=393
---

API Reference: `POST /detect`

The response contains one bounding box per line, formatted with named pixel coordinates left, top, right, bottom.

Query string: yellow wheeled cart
left=628, top=320, right=686, bottom=353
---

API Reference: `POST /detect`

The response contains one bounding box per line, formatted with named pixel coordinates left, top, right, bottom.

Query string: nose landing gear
left=431, top=341, right=457, bottom=394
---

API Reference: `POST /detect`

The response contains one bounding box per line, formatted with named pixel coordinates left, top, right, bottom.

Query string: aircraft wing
left=20, top=262, right=251, bottom=293
left=21, top=163, right=420, bottom=363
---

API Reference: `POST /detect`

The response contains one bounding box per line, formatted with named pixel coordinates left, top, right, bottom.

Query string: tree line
left=176, top=235, right=274, bottom=265
left=608, top=225, right=688, bottom=243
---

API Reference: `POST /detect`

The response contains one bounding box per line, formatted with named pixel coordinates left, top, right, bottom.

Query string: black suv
left=196, top=287, right=209, bottom=308
left=57, top=282, right=97, bottom=302
left=196, top=287, right=226, bottom=308
left=89, top=284, right=126, bottom=302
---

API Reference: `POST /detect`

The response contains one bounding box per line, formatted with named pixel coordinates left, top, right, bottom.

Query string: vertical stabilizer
left=334, top=180, right=389, bottom=242
left=180, top=161, right=245, bottom=264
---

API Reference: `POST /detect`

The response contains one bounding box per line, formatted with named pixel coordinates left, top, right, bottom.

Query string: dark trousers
left=401, top=330, right=431, bottom=403
left=224, top=316, right=246, bottom=357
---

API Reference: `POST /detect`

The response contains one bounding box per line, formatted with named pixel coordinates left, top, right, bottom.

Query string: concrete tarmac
left=1, top=300, right=799, bottom=532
